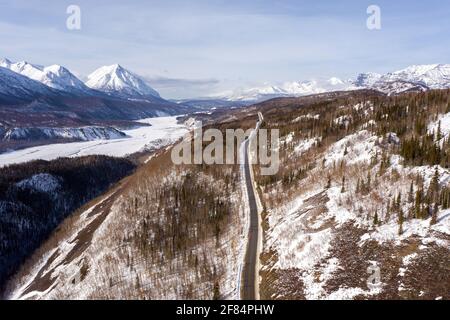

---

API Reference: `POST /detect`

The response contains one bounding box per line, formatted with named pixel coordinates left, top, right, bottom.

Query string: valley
left=0, top=56, right=449, bottom=301
left=0, top=116, right=190, bottom=167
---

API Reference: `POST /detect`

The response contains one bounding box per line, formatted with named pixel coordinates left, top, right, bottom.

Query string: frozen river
left=0, top=116, right=189, bottom=167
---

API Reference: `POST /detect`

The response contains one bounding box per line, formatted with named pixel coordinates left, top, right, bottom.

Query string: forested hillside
left=0, top=156, right=135, bottom=292
left=252, top=89, right=450, bottom=299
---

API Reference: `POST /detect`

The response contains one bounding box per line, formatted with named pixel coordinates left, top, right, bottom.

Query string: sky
left=0, top=0, right=449, bottom=99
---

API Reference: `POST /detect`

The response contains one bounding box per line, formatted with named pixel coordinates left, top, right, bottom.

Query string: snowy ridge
left=384, top=64, right=450, bottom=89
left=2, top=126, right=127, bottom=142
left=0, top=66, right=55, bottom=99
left=0, top=59, right=90, bottom=94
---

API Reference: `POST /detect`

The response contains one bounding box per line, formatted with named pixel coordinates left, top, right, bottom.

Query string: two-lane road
left=241, top=139, right=259, bottom=300
left=241, top=112, right=263, bottom=300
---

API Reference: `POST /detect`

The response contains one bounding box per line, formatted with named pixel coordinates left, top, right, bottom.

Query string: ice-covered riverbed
left=0, top=116, right=189, bottom=167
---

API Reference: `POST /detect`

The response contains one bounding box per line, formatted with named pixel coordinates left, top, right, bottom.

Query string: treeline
left=0, top=155, right=135, bottom=291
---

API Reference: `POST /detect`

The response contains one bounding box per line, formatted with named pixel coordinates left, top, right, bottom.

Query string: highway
left=240, top=112, right=263, bottom=300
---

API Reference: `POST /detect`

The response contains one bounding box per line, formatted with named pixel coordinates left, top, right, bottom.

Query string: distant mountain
left=381, top=64, right=450, bottom=89
left=85, top=64, right=161, bottom=99
left=0, top=58, right=91, bottom=95
left=218, top=78, right=355, bottom=102
left=218, top=64, right=450, bottom=101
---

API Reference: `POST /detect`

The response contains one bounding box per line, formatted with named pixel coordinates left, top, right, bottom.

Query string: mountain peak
left=85, top=64, right=160, bottom=98
left=0, top=58, right=12, bottom=67
left=0, top=59, right=89, bottom=93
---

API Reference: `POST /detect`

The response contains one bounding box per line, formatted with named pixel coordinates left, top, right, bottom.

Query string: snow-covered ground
left=262, top=124, right=450, bottom=299
left=0, top=116, right=189, bottom=167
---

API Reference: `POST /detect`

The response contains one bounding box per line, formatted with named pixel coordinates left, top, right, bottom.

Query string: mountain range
left=0, top=58, right=162, bottom=100
left=0, top=59, right=190, bottom=129
left=216, top=64, right=450, bottom=101
left=1, top=58, right=449, bottom=128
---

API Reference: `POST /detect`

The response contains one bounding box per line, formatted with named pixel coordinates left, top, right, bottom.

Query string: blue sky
left=0, top=0, right=449, bottom=98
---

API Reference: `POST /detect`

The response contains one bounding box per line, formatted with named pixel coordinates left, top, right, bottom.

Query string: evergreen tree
left=325, top=175, right=331, bottom=189
left=341, top=176, right=346, bottom=193
left=431, top=202, right=438, bottom=225
left=396, top=192, right=402, bottom=210
left=386, top=199, right=391, bottom=221
left=437, top=120, right=442, bottom=141
left=373, top=209, right=379, bottom=226
left=408, top=182, right=414, bottom=203
left=398, top=209, right=404, bottom=235
left=429, top=167, right=440, bottom=202
left=213, top=281, right=220, bottom=300
left=415, top=189, right=422, bottom=219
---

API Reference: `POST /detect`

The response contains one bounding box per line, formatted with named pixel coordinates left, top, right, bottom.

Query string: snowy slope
left=85, top=64, right=160, bottom=98
left=264, top=129, right=450, bottom=299
left=2, top=126, right=126, bottom=142
left=383, top=64, right=450, bottom=89
left=0, top=59, right=90, bottom=94
left=0, top=66, right=56, bottom=101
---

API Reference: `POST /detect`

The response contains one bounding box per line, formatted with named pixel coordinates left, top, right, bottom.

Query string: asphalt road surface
left=241, top=138, right=259, bottom=300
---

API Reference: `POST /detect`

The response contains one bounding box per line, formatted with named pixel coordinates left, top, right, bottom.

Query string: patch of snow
left=16, top=173, right=61, bottom=193
left=358, top=210, right=450, bottom=247
left=324, top=130, right=380, bottom=167
left=292, top=114, right=320, bottom=123
left=294, top=138, right=319, bottom=155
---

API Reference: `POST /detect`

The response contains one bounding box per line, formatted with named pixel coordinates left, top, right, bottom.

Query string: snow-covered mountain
left=0, top=66, right=57, bottom=102
left=355, top=64, right=450, bottom=95
left=0, top=58, right=90, bottom=94
left=0, top=60, right=190, bottom=129
left=218, top=64, right=450, bottom=102
left=220, top=78, right=355, bottom=102
left=381, top=64, right=450, bottom=89
left=85, top=64, right=160, bottom=99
